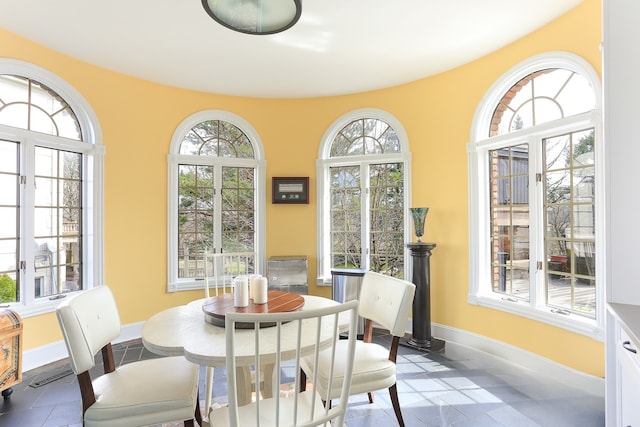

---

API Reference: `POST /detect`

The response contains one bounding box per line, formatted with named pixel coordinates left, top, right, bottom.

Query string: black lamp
left=201, top=0, right=302, bottom=35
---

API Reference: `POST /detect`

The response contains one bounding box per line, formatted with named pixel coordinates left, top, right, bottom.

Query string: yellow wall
left=1, top=0, right=604, bottom=376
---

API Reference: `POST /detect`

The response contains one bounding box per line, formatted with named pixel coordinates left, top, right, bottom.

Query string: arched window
left=167, top=110, right=265, bottom=291
left=317, top=109, right=411, bottom=283
left=468, top=52, right=603, bottom=338
left=0, top=59, right=103, bottom=316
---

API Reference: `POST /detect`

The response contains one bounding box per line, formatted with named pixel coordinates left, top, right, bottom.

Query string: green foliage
left=513, top=115, right=525, bottom=131
left=574, top=130, right=594, bottom=158
left=0, top=274, right=16, bottom=303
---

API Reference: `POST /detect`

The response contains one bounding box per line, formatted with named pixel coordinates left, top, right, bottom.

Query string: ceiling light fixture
left=201, top=0, right=302, bottom=35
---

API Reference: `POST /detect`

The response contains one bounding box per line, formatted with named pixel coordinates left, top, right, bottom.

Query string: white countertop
left=608, top=303, right=640, bottom=345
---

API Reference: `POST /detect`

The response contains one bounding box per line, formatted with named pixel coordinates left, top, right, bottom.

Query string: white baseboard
left=22, top=322, right=143, bottom=372
left=430, top=323, right=605, bottom=398
left=23, top=320, right=604, bottom=399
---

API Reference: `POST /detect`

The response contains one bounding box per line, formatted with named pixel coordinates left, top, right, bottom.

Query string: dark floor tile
left=509, top=397, right=605, bottom=427
left=406, top=398, right=468, bottom=427
left=451, top=412, right=507, bottom=427
left=0, top=334, right=605, bottom=427
left=485, top=405, right=541, bottom=427
left=0, top=403, right=53, bottom=427
left=32, top=379, right=80, bottom=409
left=41, top=400, right=82, bottom=427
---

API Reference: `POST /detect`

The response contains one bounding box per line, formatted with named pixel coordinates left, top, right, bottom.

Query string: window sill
left=468, top=292, right=603, bottom=342
left=4, top=294, right=78, bottom=318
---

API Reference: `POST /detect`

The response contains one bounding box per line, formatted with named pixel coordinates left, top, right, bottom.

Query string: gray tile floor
left=0, top=334, right=604, bottom=426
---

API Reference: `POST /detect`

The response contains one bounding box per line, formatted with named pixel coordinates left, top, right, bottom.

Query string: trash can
left=331, top=268, right=365, bottom=336
left=0, top=309, right=22, bottom=399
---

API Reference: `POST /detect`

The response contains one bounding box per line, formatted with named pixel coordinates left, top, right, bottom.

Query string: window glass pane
left=179, top=120, right=254, bottom=158
left=330, top=118, right=400, bottom=157
left=369, top=163, right=404, bottom=278
left=178, top=164, right=213, bottom=277
left=490, top=69, right=596, bottom=137
left=0, top=207, right=17, bottom=241
left=511, top=101, right=534, bottom=131
left=53, top=105, right=82, bottom=140
left=330, top=166, right=361, bottom=268
left=0, top=139, right=18, bottom=173
left=557, top=73, right=596, bottom=117
left=221, top=166, right=254, bottom=252
left=30, top=80, right=67, bottom=116
left=0, top=75, right=28, bottom=103
left=0, top=140, right=18, bottom=209
left=0, top=76, right=29, bottom=130
left=0, top=75, right=81, bottom=140
left=532, top=97, right=563, bottom=124
left=0, top=238, right=18, bottom=303
left=544, top=129, right=596, bottom=318
left=0, top=104, right=29, bottom=129
left=33, top=146, right=82, bottom=298
left=181, top=130, right=203, bottom=155
left=29, top=100, right=60, bottom=136
left=489, top=144, right=530, bottom=299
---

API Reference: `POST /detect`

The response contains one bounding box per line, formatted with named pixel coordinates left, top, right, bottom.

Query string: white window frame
left=467, top=52, right=605, bottom=340
left=0, top=58, right=104, bottom=317
left=167, top=110, right=266, bottom=292
left=316, top=108, right=412, bottom=285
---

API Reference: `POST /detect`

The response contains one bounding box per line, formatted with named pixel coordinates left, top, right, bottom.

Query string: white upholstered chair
left=56, top=286, right=201, bottom=427
left=300, top=271, right=416, bottom=427
left=209, top=299, right=360, bottom=427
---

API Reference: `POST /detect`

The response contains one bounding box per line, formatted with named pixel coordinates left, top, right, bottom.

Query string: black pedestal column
left=403, top=242, right=444, bottom=352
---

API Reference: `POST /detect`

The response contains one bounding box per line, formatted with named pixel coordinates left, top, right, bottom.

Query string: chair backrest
left=223, top=299, right=359, bottom=427
left=56, top=286, right=121, bottom=374
left=358, top=271, right=416, bottom=337
left=204, top=250, right=257, bottom=298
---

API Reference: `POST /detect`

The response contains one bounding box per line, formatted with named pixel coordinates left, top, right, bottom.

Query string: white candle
left=248, top=274, right=262, bottom=300
left=253, top=277, right=269, bottom=304
left=233, top=276, right=249, bottom=307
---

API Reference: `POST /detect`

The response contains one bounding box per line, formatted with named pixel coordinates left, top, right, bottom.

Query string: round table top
left=202, top=290, right=305, bottom=328
left=141, top=294, right=343, bottom=368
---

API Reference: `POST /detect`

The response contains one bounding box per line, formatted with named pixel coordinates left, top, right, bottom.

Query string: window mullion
left=21, top=138, right=36, bottom=305
left=362, top=163, right=370, bottom=271
left=529, top=135, right=545, bottom=309
left=213, top=165, right=223, bottom=253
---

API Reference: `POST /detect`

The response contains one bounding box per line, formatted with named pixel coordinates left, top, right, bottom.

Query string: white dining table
left=141, top=294, right=345, bottom=417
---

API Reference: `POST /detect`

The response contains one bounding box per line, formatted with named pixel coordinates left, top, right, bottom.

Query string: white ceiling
left=0, top=0, right=583, bottom=98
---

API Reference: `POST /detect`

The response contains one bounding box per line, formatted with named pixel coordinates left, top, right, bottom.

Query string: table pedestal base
left=400, top=336, right=445, bottom=353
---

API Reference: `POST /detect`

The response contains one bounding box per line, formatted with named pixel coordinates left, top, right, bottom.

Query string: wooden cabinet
left=0, top=309, right=22, bottom=399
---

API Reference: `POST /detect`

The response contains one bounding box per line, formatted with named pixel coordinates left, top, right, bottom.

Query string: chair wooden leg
left=367, top=391, right=374, bottom=403
left=195, top=394, right=202, bottom=426
left=388, top=383, right=405, bottom=427
left=299, top=368, right=307, bottom=392
left=183, top=391, right=202, bottom=427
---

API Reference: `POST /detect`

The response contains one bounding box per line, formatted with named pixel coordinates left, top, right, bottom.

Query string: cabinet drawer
left=619, top=327, right=640, bottom=370
left=618, top=327, right=640, bottom=427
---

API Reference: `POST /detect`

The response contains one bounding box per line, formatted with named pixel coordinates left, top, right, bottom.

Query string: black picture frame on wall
left=272, top=177, right=309, bottom=204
